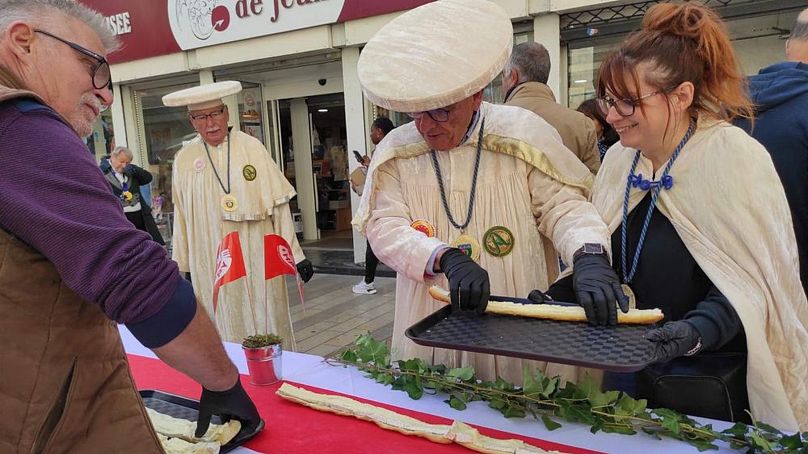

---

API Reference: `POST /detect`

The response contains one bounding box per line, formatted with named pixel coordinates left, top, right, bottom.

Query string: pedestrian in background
left=577, top=98, right=619, bottom=161
left=101, top=145, right=165, bottom=244
left=352, top=116, right=394, bottom=295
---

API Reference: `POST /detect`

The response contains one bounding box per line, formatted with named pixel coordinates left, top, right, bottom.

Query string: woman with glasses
left=545, top=3, right=807, bottom=430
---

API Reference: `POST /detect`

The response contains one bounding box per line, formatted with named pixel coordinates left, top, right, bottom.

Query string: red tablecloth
left=128, top=354, right=600, bottom=454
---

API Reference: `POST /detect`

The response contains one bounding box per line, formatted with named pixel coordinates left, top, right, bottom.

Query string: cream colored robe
left=353, top=102, right=610, bottom=384
left=172, top=131, right=305, bottom=347
left=593, top=119, right=808, bottom=432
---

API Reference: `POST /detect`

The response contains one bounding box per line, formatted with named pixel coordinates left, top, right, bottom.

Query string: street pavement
left=286, top=273, right=396, bottom=357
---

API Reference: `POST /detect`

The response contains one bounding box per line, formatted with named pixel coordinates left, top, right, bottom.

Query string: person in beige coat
left=503, top=42, right=601, bottom=174
left=352, top=0, right=626, bottom=385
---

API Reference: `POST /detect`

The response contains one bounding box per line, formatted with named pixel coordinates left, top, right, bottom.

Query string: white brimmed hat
left=357, top=0, right=513, bottom=113
left=162, top=81, right=242, bottom=111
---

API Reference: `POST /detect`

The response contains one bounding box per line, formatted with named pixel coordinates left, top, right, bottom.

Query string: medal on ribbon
left=483, top=226, right=514, bottom=257
left=122, top=191, right=133, bottom=202
left=221, top=194, right=238, bottom=212
left=451, top=234, right=481, bottom=262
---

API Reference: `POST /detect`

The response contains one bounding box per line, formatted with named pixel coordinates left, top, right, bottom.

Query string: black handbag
left=637, top=352, right=750, bottom=423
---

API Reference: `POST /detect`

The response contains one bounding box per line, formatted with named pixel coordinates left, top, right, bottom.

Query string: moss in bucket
left=242, top=333, right=283, bottom=349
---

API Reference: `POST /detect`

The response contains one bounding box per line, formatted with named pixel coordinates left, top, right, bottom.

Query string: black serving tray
left=405, top=305, right=656, bottom=372
left=140, top=390, right=264, bottom=453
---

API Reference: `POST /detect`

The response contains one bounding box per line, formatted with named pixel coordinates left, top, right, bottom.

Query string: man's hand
left=645, top=321, right=702, bottom=364
left=572, top=254, right=628, bottom=325
left=296, top=259, right=314, bottom=283
left=439, top=248, right=489, bottom=314
left=195, top=379, right=260, bottom=438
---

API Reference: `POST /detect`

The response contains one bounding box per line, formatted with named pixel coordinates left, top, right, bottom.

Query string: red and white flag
left=264, top=234, right=305, bottom=307
left=212, top=231, right=246, bottom=312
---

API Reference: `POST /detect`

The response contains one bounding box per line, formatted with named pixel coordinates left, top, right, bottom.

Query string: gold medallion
left=451, top=234, right=481, bottom=262
left=242, top=164, right=257, bottom=181
left=221, top=194, right=238, bottom=212
left=483, top=226, right=514, bottom=257
left=410, top=219, right=436, bottom=238
left=621, top=284, right=637, bottom=309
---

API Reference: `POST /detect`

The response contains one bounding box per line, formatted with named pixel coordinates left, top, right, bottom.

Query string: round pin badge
left=221, top=194, right=238, bottom=212
left=410, top=220, right=435, bottom=237
left=483, top=226, right=515, bottom=257
left=193, top=158, right=205, bottom=172
left=451, top=234, right=481, bottom=262
left=242, top=164, right=257, bottom=181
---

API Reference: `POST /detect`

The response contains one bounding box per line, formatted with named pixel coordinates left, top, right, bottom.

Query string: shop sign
left=79, top=0, right=433, bottom=64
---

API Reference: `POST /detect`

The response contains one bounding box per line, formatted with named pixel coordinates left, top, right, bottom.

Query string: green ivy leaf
left=721, top=422, right=750, bottom=438
left=402, top=378, right=423, bottom=400
left=541, top=415, right=562, bottom=431
left=522, top=367, right=542, bottom=398
left=447, top=367, right=475, bottom=382
left=589, top=389, right=620, bottom=408
left=447, top=395, right=467, bottom=411
left=654, top=409, right=682, bottom=436
left=687, top=439, right=719, bottom=452
left=502, top=404, right=526, bottom=419
left=340, top=350, right=358, bottom=363
left=541, top=376, right=560, bottom=398
left=488, top=398, right=506, bottom=410
left=779, top=433, right=804, bottom=450
left=749, top=431, right=776, bottom=452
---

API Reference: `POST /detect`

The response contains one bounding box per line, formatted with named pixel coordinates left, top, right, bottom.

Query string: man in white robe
left=164, top=81, right=314, bottom=346
left=352, top=0, right=626, bottom=383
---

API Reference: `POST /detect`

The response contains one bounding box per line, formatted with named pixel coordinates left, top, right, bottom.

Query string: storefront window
left=238, top=82, right=264, bottom=143
left=86, top=110, right=115, bottom=163
left=134, top=82, right=197, bottom=252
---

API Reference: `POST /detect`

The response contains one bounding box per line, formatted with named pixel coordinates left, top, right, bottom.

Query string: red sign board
left=78, top=0, right=434, bottom=64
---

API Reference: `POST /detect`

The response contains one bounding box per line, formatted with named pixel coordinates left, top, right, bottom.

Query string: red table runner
left=128, top=354, right=600, bottom=454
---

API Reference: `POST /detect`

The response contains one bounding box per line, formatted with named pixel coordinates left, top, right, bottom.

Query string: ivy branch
left=326, top=334, right=807, bottom=453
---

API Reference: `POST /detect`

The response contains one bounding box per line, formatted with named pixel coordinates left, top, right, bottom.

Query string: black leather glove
left=123, top=164, right=134, bottom=175
left=572, top=253, right=628, bottom=325
left=645, top=320, right=702, bottom=364
left=196, top=379, right=260, bottom=438
left=296, top=259, right=314, bottom=283
left=439, top=248, right=489, bottom=314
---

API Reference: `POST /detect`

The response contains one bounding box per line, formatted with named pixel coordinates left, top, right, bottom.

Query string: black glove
left=439, top=248, right=489, bottom=314
left=572, top=253, right=628, bottom=325
left=527, top=289, right=552, bottom=304
left=196, top=379, right=260, bottom=438
left=123, top=163, right=135, bottom=175
left=296, top=259, right=314, bottom=283
left=645, top=320, right=702, bottom=364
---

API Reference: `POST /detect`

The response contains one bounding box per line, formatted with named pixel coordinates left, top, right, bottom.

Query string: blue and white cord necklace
left=620, top=121, right=695, bottom=284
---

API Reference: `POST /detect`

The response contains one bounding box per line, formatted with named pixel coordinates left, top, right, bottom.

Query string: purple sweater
left=0, top=98, right=194, bottom=347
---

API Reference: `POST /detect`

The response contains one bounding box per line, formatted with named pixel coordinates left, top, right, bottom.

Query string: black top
left=549, top=192, right=745, bottom=353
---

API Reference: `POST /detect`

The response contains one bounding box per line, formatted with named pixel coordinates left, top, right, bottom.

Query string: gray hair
left=790, top=8, right=808, bottom=41
left=0, top=0, right=119, bottom=52
left=111, top=145, right=133, bottom=161
left=504, top=42, right=551, bottom=85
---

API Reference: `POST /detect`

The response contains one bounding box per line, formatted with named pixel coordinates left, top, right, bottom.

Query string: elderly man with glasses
left=353, top=0, right=627, bottom=385
left=163, top=81, right=313, bottom=347
left=0, top=1, right=260, bottom=452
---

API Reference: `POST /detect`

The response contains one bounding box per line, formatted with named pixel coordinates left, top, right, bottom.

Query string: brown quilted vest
left=0, top=86, right=163, bottom=453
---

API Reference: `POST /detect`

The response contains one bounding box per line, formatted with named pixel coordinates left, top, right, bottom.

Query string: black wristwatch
left=572, top=243, right=607, bottom=262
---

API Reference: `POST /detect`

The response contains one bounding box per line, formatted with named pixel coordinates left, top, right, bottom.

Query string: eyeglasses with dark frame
left=406, top=107, right=452, bottom=123
left=34, top=29, right=112, bottom=91
left=596, top=90, right=664, bottom=117
left=189, top=106, right=227, bottom=122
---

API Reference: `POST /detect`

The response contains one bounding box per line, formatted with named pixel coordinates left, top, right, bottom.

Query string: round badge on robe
left=242, top=164, right=257, bottom=181
left=221, top=194, right=238, bottom=212
left=451, top=234, right=481, bottom=262
left=193, top=158, right=205, bottom=172
left=483, top=226, right=515, bottom=257
left=410, top=220, right=435, bottom=237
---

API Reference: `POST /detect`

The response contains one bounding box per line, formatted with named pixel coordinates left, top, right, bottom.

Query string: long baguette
left=428, top=286, right=663, bottom=325
left=277, top=383, right=559, bottom=453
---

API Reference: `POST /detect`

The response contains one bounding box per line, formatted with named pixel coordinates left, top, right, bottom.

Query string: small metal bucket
left=243, top=344, right=282, bottom=385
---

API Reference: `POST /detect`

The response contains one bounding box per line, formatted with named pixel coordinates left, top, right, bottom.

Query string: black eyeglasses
left=407, top=108, right=451, bottom=122
left=34, top=29, right=112, bottom=90
left=596, top=90, right=664, bottom=117
left=189, top=106, right=227, bottom=122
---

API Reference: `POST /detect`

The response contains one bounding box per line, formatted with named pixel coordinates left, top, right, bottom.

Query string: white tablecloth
left=120, top=326, right=735, bottom=454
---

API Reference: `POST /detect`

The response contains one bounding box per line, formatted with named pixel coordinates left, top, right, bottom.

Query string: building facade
left=81, top=0, right=805, bottom=262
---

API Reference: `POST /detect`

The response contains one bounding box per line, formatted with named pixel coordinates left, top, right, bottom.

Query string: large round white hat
left=162, top=81, right=242, bottom=111
left=358, top=0, right=513, bottom=113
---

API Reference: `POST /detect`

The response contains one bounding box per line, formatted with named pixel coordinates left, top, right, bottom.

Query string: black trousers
left=364, top=240, right=379, bottom=284
left=125, top=210, right=165, bottom=245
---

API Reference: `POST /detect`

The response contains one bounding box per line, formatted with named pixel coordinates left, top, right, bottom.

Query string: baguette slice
left=277, top=383, right=559, bottom=453
left=428, top=286, right=663, bottom=325
left=146, top=408, right=241, bottom=446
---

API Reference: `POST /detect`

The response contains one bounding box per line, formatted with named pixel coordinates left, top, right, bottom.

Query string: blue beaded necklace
left=620, top=121, right=695, bottom=284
